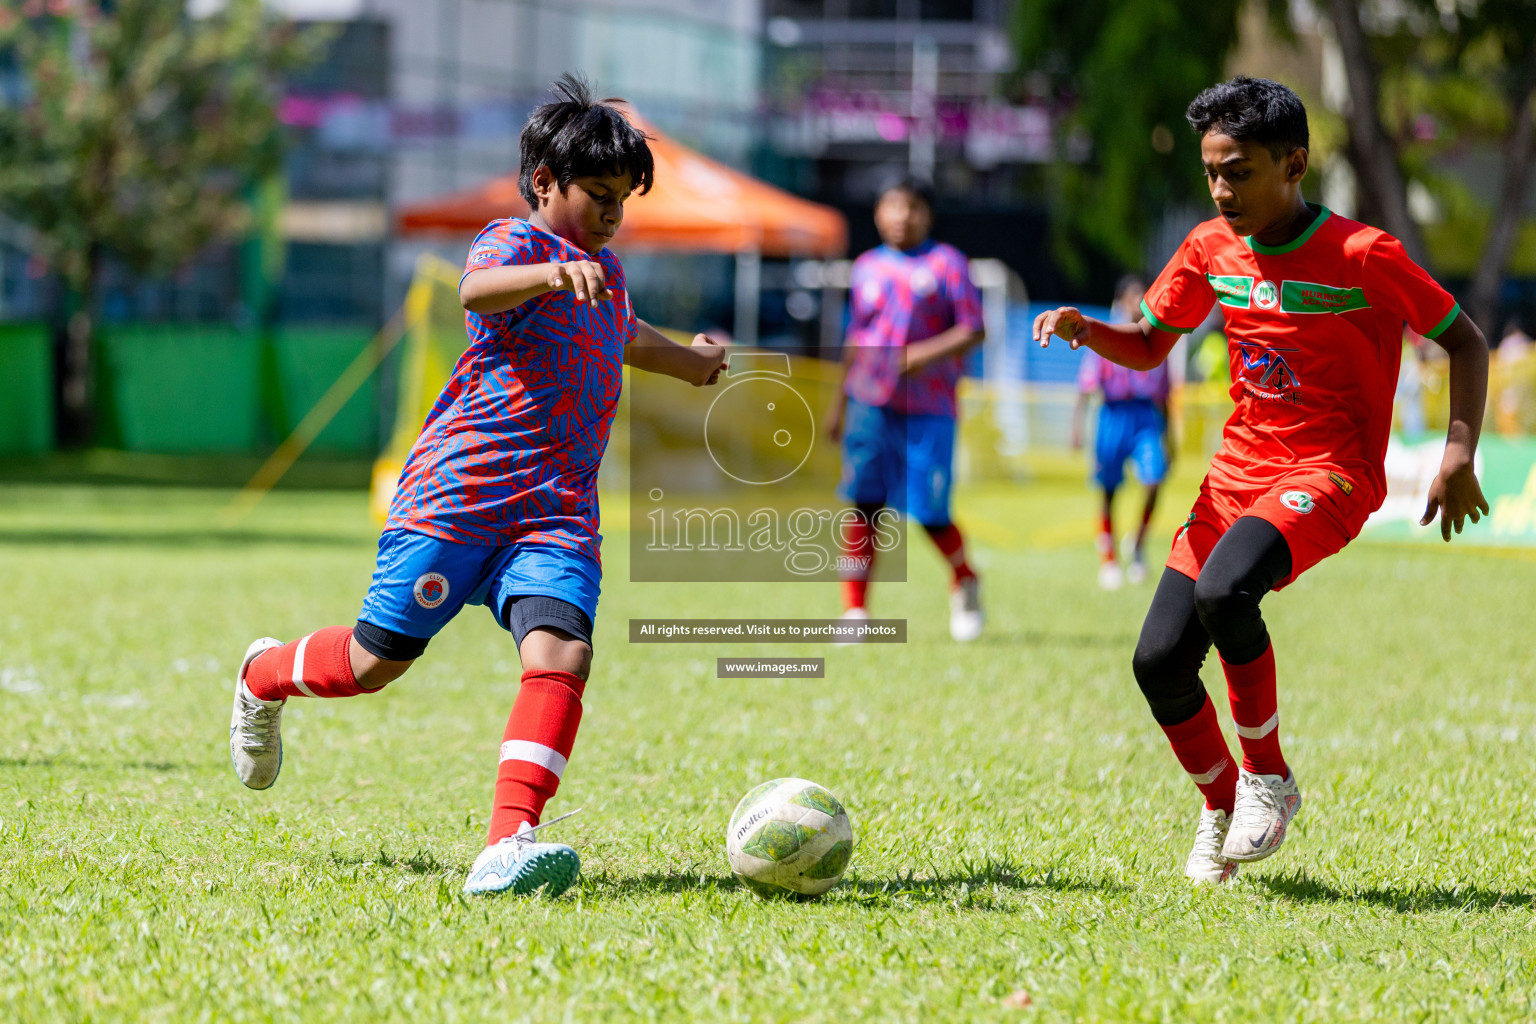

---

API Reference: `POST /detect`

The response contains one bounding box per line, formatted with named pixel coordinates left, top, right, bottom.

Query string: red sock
left=1159, top=699, right=1238, bottom=813
left=245, top=626, right=372, bottom=701
left=1097, top=510, right=1115, bottom=562
left=488, top=669, right=585, bottom=845
left=1135, top=499, right=1155, bottom=551
left=1222, top=643, right=1286, bottom=776
left=840, top=512, right=875, bottom=610
left=924, top=523, right=975, bottom=584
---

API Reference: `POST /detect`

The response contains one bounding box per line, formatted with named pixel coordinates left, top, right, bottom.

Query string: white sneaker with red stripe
left=1185, top=806, right=1239, bottom=885
left=229, top=637, right=286, bottom=791
left=463, top=814, right=582, bottom=897
left=1221, top=769, right=1301, bottom=862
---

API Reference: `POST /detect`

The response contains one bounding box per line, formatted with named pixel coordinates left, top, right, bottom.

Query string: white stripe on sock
left=1235, top=711, right=1279, bottom=740
left=500, top=740, right=568, bottom=778
left=1188, top=756, right=1230, bottom=786
left=291, top=634, right=318, bottom=698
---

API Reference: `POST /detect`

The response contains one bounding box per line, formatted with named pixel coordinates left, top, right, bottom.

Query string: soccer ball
left=726, top=777, right=854, bottom=898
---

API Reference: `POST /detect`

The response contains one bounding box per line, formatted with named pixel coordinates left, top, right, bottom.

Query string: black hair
left=878, top=175, right=937, bottom=213
left=1114, top=274, right=1146, bottom=303
left=518, top=73, right=655, bottom=207
left=1185, top=76, right=1309, bottom=161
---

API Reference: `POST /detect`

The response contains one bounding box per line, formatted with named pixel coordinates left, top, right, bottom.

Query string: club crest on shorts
left=1254, top=280, right=1279, bottom=309
left=414, top=572, right=449, bottom=609
left=1280, top=490, right=1314, bottom=514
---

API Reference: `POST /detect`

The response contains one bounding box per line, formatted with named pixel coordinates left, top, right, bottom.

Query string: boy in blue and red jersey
left=226, top=75, right=726, bottom=897
left=1071, top=275, right=1171, bottom=590
left=827, top=178, right=988, bottom=641
left=1036, top=78, right=1489, bottom=883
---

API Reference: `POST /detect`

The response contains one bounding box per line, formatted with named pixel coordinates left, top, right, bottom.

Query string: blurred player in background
left=1036, top=77, right=1488, bottom=885
left=825, top=178, right=987, bottom=641
left=1071, top=274, right=1170, bottom=590
left=227, top=75, right=725, bottom=898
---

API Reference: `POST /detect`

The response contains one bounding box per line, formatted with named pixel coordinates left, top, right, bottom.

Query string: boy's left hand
left=1420, top=458, right=1490, bottom=542
left=690, top=334, right=727, bottom=387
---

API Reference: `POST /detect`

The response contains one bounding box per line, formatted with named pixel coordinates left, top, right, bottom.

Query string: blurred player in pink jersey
left=226, top=75, right=726, bottom=898
left=825, top=178, right=987, bottom=641
left=1071, top=275, right=1171, bottom=590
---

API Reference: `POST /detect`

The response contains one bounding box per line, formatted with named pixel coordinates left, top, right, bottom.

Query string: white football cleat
left=463, top=816, right=582, bottom=897
left=1221, top=769, right=1301, bottom=862
left=229, top=637, right=286, bottom=790
left=1098, top=561, right=1124, bottom=591
left=1185, top=806, right=1239, bottom=885
left=834, top=606, right=869, bottom=646
left=1126, top=556, right=1148, bottom=585
left=949, top=575, right=983, bottom=642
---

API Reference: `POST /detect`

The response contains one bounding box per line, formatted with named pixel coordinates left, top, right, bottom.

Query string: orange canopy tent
left=394, top=116, right=848, bottom=259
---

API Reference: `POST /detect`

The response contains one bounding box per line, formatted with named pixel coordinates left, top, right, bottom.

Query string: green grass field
left=3, top=476, right=1536, bottom=1022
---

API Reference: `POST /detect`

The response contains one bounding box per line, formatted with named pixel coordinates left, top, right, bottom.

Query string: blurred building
left=271, top=0, right=762, bottom=324
left=756, top=2, right=1087, bottom=296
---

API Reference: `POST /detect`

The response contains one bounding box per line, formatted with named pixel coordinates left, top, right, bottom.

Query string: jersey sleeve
left=1141, top=232, right=1215, bottom=334
left=460, top=222, right=541, bottom=286
left=943, top=249, right=985, bottom=332
left=1361, top=235, right=1460, bottom=339
left=610, top=258, right=639, bottom=345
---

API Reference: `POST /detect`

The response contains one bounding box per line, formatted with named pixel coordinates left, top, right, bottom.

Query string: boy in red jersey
left=226, top=76, right=726, bottom=897
left=1034, top=77, right=1489, bottom=884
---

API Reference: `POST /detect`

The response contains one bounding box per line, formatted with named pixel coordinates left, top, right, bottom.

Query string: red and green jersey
left=1141, top=204, right=1459, bottom=504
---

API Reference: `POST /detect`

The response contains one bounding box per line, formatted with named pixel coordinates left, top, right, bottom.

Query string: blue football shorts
left=837, top=397, right=956, bottom=527
left=356, top=529, right=601, bottom=653
left=1092, top=399, right=1168, bottom=491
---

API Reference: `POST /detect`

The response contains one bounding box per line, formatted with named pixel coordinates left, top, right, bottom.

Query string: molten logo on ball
left=726, top=777, right=854, bottom=898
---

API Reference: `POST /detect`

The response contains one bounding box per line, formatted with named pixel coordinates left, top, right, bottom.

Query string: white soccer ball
left=726, top=777, right=854, bottom=898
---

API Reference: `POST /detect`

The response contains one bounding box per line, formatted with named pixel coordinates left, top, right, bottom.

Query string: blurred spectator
left=1495, top=319, right=1535, bottom=436
left=1072, top=274, right=1169, bottom=589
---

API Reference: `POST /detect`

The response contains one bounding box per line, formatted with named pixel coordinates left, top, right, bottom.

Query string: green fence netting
left=0, top=323, right=53, bottom=456
left=96, top=324, right=379, bottom=456
left=272, top=326, right=380, bottom=455
left=103, top=324, right=261, bottom=454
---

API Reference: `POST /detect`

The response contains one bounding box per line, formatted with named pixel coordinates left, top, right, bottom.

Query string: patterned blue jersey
left=385, top=218, right=636, bottom=560
left=842, top=240, right=984, bottom=417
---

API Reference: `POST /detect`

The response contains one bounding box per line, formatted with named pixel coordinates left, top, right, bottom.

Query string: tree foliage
left=0, top=0, right=323, bottom=291
left=1335, top=0, right=1536, bottom=332
left=1012, top=0, right=1250, bottom=277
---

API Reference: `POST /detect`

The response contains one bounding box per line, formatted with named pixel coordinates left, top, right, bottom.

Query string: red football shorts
left=1166, top=467, right=1375, bottom=589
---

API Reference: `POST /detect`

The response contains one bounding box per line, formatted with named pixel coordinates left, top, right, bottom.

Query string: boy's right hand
left=547, top=260, right=614, bottom=307
left=688, top=334, right=727, bottom=387
left=1033, top=307, right=1087, bottom=348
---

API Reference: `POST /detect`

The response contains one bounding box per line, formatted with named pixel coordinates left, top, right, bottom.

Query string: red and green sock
left=1222, top=642, right=1286, bottom=777
left=1160, top=698, right=1238, bottom=813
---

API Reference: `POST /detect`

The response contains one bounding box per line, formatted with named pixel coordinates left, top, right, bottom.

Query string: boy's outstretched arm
left=624, top=320, right=727, bottom=386
left=460, top=259, right=615, bottom=315
left=1421, top=312, right=1491, bottom=541
left=1032, top=308, right=1181, bottom=371
left=903, top=323, right=985, bottom=374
